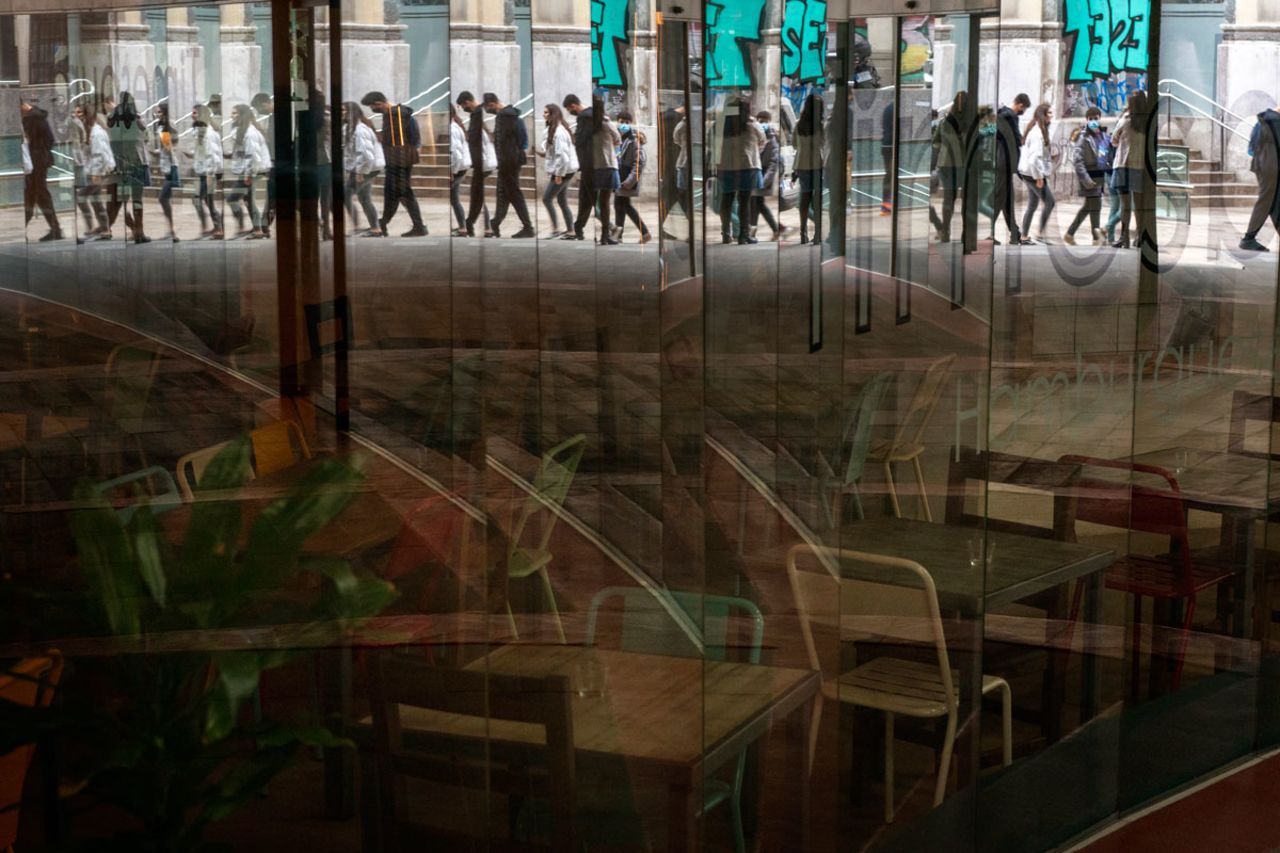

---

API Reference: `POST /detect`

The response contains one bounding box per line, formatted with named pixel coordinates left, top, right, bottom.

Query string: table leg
left=790, top=693, right=814, bottom=851
left=667, top=775, right=700, bottom=853
left=1081, top=571, right=1103, bottom=722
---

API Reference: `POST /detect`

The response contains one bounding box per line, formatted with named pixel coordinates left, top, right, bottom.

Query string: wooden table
left=161, top=454, right=404, bottom=559
left=843, top=516, right=1116, bottom=610
left=434, top=645, right=821, bottom=850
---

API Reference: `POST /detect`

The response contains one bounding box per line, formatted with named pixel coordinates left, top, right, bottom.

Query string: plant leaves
left=178, top=439, right=251, bottom=625
left=70, top=480, right=143, bottom=637
left=204, top=651, right=261, bottom=742
left=130, top=503, right=166, bottom=608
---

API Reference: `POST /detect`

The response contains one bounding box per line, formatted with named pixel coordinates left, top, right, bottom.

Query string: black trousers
left=573, top=168, right=597, bottom=234
left=492, top=165, right=531, bottom=231
left=382, top=164, right=423, bottom=229
left=466, top=168, right=490, bottom=231
left=24, top=165, right=58, bottom=228
left=995, top=170, right=1019, bottom=238
left=1246, top=167, right=1279, bottom=238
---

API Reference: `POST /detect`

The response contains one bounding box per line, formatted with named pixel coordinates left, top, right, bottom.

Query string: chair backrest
left=585, top=586, right=763, bottom=663
left=883, top=353, right=956, bottom=455
left=175, top=440, right=237, bottom=501
left=384, top=495, right=460, bottom=582
left=508, top=434, right=587, bottom=565
left=1227, top=389, right=1280, bottom=460
left=786, top=544, right=954, bottom=711
left=366, top=652, right=576, bottom=851
left=1058, top=455, right=1192, bottom=578
left=0, top=655, right=62, bottom=850
left=249, top=420, right=311, bottom=477
left=95, top=465, right=183, bottom=524
left=946, top=446, right=1081, bottom=539
left=841, top=372, right=894, bottom=486
left=105, top=341, right=164, bottom=423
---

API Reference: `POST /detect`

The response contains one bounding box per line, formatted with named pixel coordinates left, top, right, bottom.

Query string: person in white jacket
left=189, top=103, right=224, bottom=238
left=342, top=101, right=384, bottom=237
left=448, top=104, right=472, bottom=235
left=71, top=102, right=112, bottom=240
left=538, top=103, right=578, bottom=236
left=1017, top=102, right=1056, bottom=243
left=226, top=103, right=271, bottom=239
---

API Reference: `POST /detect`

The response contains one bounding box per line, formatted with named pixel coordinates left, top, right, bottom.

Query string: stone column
left=995, top=0, right=1063, bottom=112
left=315, top=0, right=411, bottom=107
left=219, top=4, right=261, bottom=111
left=1218, top=0, right=1280, bottom=173
left=451, top=0, right=520, bottom=104
left=78, top=11, right=158, bottom=108
left=165, top=7, right=204, bottom=121
left=531, top=0, right=591, bottom=120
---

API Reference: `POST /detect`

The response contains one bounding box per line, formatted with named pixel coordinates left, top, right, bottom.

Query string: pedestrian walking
left=484, top=92, right=535, bottom=238
left=718, top=95, right=765, bottom=245
left=19, top=95, right=63, bottom=241
left=793, top=93, right=825, bottom=244
left=1017, top=102, right=1056, bottom=243
left=613, top=110, right=650, bottom=243
left=107, top=93, right=151, bottom=243
left=226, top=103, right=272, bottom=239
left=751, top=110, right=784, bottom=240
left=72, top=102, right=113, bottom=242
left=995, top=93, right=1029, bottom=244
left=361, top=90, right=426, bottom=236
left=189, top=103, right=224, bottom=239
left=562, top=93, right=595, bottom=241
left=459, top=91, right=495, bottom=237
left=148, top=104, right=181, bottom=241
left=1240, top=102, right=1280, bottom=252
left=591, top=98, right=623, bottom=245
left=342, top=101, right=384, bottom=237
left=449, top=103, right=472, bottom=235
left=539, top=103, right=578, bottom=237
left=1063, top=107, right=1107, bottom=245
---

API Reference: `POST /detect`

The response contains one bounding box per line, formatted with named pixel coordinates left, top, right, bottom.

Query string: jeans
left=543, top=174, right=574, bottom=231
left=227, top=174, right=262, bottom=229
left=346, top=170, right=380, bottom=230
left=194, top=174, right=223, bottom=230
left=1105, top=171, right=1123, bottom=238
left=158, top=166, right=179, bottom=229
left=751, top=195, right=779, bottom=233
left=1066, top=195, right=1101, bottom=236
left=449, top=170, right=468, bottom=229
left=613, top=194, right=647, bottom=235
left=1019, top=173, right=1055, bottom=236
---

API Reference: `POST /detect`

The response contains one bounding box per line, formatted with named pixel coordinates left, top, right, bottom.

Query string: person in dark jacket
left=1241, top=105, right=1280, bottom=251
left=361, top=90, right=426, bottom=236
left=458, top=91, right=492, bottom=237
left=20, top=97, right=63, bottom=241
left=995, top=92, right=1030, bottom=244
left=562, top=93, right=594, bottom=241
left=751, top=110, right=783, bottom=240
left=1064, top=107, right=1107, bottom=245
left=106, top=92, right=150, bottom=243
left=612, top=110, right=650, bottom=243
left=251, top=93, right=276, bottom=235
left=483, top=92, right=534, bottom=238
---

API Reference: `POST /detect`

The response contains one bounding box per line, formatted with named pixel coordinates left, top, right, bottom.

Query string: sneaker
left=511, top=227, right=535, bottom=239
left=39, top=230, right=64, bottom=242
left=776, top=226, right=789, bottom=241
left=1063, top=232, right=1076, bottom=245
left=600, top=234, right=620, bottom=245
left=1239, top=237, right=1269, bottom=252
left=639, top=230, right=652, bottom=244
left=1092, top=227, right=1104, bottom=245
left=561, top=230, right=583, bottom=241
left=402, top=226, right=427, bottom=237
left=550, top=229, right=564, bottom=238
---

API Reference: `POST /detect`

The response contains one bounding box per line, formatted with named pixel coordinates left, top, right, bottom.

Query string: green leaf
left=71, top=480, right=143, bottom=637
left=179, top=439, right=251, bottom=626
left=130, top=504, right=167, bottom=608
left=204, top=652, right=261, bottom=742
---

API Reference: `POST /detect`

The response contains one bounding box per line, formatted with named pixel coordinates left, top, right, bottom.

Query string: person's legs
left=382, top=165, right=404, bottom=229
left=358, top=177, right=381, bottom=230
left=400, top=166, right=424, bottom=231
left=881, top=146, right=893, bottom=209
left=23, top=173, right=36, bottom=226
left=1037, top=183, right=1056, bottom=234
left=757, top=197, right=779, bottom=234
left=318, top=167, right=333, bottom=238
left=736, top=190, right=753, bottom=241
left=159, top=173, right=175, bottom=234
left=597, top=189, right=615, bottom=241
left=245, top=178, right=262, bottom=230
left=492, top=169, right=511, bottom=233
left=506, top=168, right=532, bottom=229
left=451, top=171, right=469, bottom=229
left=1105, top=175, right=1122, bottom=240
left=554, top=180, right=573, bottom=229
left=1243, top=167, right=1277, bottom=245
left=613, top=195, right=627, bottom=237
left=1019, top=175, right=1040, bottom=237
left=940, top=167, right=958, bottom=238
left=1066, top=203, right=1089, bottom=236
left=719, top=185, right=734, bottom=239
left=466, top=169, right=489, bottom=233
left=799, top=190, right=813, bottom=239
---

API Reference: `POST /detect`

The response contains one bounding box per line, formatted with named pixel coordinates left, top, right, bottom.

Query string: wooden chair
left=0, top=655, right=63, bottom=852
left=787, top=544, right=1012, bottom=823
left=585, top=586, right=762, bottom=853
left=1059, top=455, right=1240, bottom=693
left=1227, top=388, right=1280, bottom=461
left=501, top=434, right=587, bottom=644
left=363, top=652, right=577, bottom=852
left=865, top=354, right=956, bottom=521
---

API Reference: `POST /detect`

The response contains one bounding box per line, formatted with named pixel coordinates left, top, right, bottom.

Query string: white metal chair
left=175, top=421, right=311, bottom=501
left=786, top=543, right=1012, bottom=823
left=865, top=353, right=955, bottom=521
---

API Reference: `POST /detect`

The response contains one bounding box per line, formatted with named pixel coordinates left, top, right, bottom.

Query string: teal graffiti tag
left=781, top=0, right=827, bottom=84
left=706, top=0, right=768, bottom=89
left=1063, top=0, right=1149, bottom=83
left=592, top=0, right=629, bottom=89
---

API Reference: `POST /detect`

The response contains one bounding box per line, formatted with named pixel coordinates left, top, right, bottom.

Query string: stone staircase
left=391, top=137, right=540, bottom=199
left=1161, top=136, right=1255, bottom=208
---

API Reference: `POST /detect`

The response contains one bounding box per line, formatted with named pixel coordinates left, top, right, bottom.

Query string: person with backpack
left=1063, top=107, right=1107, bottom=245
left=612, top=110, right=651, bottom=243
left=1240, top=103, right=1280, bottom=251
left=751, top=109, right=784, bottom=240
left=361, top=90, right=426, bottom=237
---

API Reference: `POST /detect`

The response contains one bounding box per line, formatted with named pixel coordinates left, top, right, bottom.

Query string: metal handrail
left=1161, top=92, right=1253, bottom=143
left=67, top=78, right=95, bottom=106
left=404, top=76, right=450, bottom=109
left=412, top=91, right=454, bottom=117
left=1159, top=78, right=1252, bottom=128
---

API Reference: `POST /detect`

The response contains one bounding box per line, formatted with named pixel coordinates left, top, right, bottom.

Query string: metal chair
left=94, top=465, right=183, bottom=524
left=818, top=371, right=894, bottom=526
left=585, top=586, right=762, bottom=853
left=787, top=543, right=1012, bottom=823
left=865, top=354, right=956, bottom=521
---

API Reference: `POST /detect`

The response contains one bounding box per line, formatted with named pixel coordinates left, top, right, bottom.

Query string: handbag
left=779, top=175, right=799, bottom=211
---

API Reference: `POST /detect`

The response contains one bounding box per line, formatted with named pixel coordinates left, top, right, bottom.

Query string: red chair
left=1059, top=455, right=1238, bottom=692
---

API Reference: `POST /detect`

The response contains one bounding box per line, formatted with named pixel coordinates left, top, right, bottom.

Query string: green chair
left=585, top=586, right=764, bottom=853
left=503, top=434, right=587, bottom=643
left=817, top=371, right=894, bottom=527
left=94, top=465, right=183, bottom=524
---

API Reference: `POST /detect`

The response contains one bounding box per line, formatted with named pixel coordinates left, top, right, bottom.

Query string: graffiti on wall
left=781, top=0, right=827, bottom=85
left=1062, top=0, right=1150, bottom=83
left=592, top=0, right=630, bottom=88
left=706, top=0, right=768, bottom=88
left=1065, top=72, right=1147, bottom=116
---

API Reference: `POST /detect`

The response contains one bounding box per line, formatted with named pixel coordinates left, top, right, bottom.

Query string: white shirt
left=1018, top=127, right=1051, bottom=179
left=345, top=122, right=381, bottom=175
left=449, top=121, right=472, bottom=174
left=87, top=123, right=116, bottom=177
left=191, top=126, right=223, bottom=176
left=545, top=124, right=578, bottom=177
left=229, top=123, right=271, bottom=176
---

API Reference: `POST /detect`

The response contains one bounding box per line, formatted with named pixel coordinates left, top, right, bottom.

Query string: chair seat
left=1104, top=554, right=1238, bottom=599
left=825, top=656, right=1005, bottom=719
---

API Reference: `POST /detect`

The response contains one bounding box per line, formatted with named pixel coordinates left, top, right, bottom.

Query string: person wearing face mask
left=1063, top=107, right=1107, bottom=245
left=1017, top=103, right=1056, bottom=243
left=612, top=111, right=651, bottom=243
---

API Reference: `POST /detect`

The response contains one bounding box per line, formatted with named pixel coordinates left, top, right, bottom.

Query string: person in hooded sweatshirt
left=483, top=92, right=534, bottom=239
left=1241, top=103, right=1280, bottom=252
left=20, top=96, right=63, bottom=241
left=612, top=110, right=651, bottom=243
